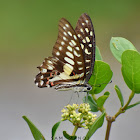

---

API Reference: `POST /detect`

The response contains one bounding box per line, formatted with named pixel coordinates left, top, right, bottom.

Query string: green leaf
left=63, top=131, right=77, bottom=140
left=83, top=95, right=99, bottom=112
left=114, top=85, right=124, bottom=107
left=126, top=101, right=140, bottom=110
left=96, top=92, right=110, bottom=108
left=22, top=116, right=45, bottom=140
left=95, top=46, right=102, bottom=60
left=110, top=37, right=137, bottom=63
left=121, top=50, right=140, bottom=93
left=84, top=112, right=105, bottom=140
left=52, top=121, right=61, bottom=140
left=89, top=60, right=113, bottom=94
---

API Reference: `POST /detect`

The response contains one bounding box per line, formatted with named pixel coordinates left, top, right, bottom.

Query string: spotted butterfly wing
left=35, top=13, right=95, bottom=92
left=75, top=14, right=95, bottom=83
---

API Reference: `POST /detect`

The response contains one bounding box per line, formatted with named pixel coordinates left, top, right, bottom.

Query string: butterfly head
left=73, top=83, right=92, bottom=92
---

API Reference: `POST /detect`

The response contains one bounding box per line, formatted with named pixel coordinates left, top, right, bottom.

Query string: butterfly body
left=35, top=13, right=96, bottom=92
left=55, top=83, right=92, bottom=92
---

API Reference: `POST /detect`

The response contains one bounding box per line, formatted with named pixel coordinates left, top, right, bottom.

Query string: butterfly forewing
left=52, top=18, right=85, bottom=78
left=75, top=13, right=95, bottom=83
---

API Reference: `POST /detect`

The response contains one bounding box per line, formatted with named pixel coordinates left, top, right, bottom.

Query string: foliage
left=121, top=50, right=140, bottom=93
left=88, top=61, right=113, bottom=94
left=23, top=37, right=140, bottom=140
left=22, top=116, right=45, bottom=140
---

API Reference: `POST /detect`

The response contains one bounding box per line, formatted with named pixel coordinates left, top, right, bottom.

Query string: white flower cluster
left=61, top=103, right=97, bottom=129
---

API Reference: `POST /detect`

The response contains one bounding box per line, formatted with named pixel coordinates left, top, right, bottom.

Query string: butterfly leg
left=84, top=91, right=89, bottom=103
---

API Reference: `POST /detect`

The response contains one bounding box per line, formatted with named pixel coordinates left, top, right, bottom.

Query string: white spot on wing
left=64, top=57, right=74, bottom=65
left=59, top=46, right=62, bottom=51
left=73, top=35, right=77, bottom=40
left=68, top=31, right=72, bottom=36
left=69, top=42, right=73, bottom=46
left=82, top=23, right=85, bottom=26
left=49, top=75, right=62, bottom=82
left=67, top=46, right=73, bottom=52
left=48, top=60, right=52, bottom=64
left=77, top=61, right=82, bottom=65
left=85, top=20, right=89, bottom=23
left=65, top=63, right=73, bottom=71
left=66, top=52, right=74, bottom=59
left=40, top=75, right=44, bottom=79
left=35, top=82, right=39, bottom=86
left=75, top=47, right=80, bottom=51
left=90, top=31, right=93, bottom=36
left=63, top=63, right=74, bottom=76
left=48, top=65, right=53, bottom=70
left=79, top=72, right=84, bottom=77
left=80, top=28, right=84, bottom=32
left=86, top=71, right=90, bottom=75
left=89, top=44, right=92, bottom=47
left=40, top=80, right=44, bottom=86
left=71, top=40, right=76, bottom=46
left=78, top=67, right=83, bottom=70
left=41, top=68, right=47, bottom=73
left=85, top=48, right=91, bottom=55
left=63, top=36, right=67, bottom=41
left=86, top=59, right=90, bottom=62
left=63, top=26, right=66, bottom=30
left=77, top=34, right=81, bottom=38
left=81, top=44, right=84, bottom=49
left=82, top=39, right=86, bottom=43
left=63, top=32, right=67, bottom=36
left=61, top=41, right=65, bottom=45
left=65, top=24, right=69, bottom=27
left=85, top=28, right=89, bottom=33
left=56, top=51, right=60, bottom=56
left=86, top=66, right=90, bottom=69
left=86, top=37, right=90, bottom=42
left=74, top=50, right=81, bottom=57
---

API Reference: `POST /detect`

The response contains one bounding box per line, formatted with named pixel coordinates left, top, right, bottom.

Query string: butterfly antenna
left=84, top=92, right=89, bottom=103
left=75, top=91, right=80, bottom=104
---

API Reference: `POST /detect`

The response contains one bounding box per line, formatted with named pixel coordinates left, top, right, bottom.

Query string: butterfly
left=35, top=13, right=96, bottom=92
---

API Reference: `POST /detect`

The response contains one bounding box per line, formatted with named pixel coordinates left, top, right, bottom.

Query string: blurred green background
left=0, top=0, right=140, bottom=140
left=0, top=0, right=140, bottom=64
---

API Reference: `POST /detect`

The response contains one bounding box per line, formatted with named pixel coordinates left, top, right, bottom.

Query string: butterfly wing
left=52, top=18, right=86, bottom=78
left=75, top=13, right=96, bottom=83
left=35, top=18, right=86, bottom=88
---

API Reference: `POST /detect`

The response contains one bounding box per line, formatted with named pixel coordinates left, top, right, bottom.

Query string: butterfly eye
left=87, top=87, right=92, bottom=91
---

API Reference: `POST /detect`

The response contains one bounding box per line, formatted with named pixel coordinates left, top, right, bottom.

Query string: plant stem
left=105, top=120, right=112, bottom=140
left=92, top=94, right=106, bottom=113
left=71, top=126, right=78, bottom=136
left=114, top=91, right=135, bottom=118
left=105, top=116, right=115, bottom=140
left=104, top=91, right=135, bottom=140
left=122, top=91, right=135, bottom=111
left=93, top=91, right=135, bottom=140
left=92, top=94, right=97, bottom=102
left=105, top=121, right=112, bottom=140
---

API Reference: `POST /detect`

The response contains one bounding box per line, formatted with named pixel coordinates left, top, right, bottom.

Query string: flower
left=61, top=103, right=97, bottom=129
